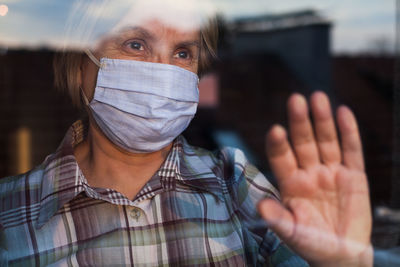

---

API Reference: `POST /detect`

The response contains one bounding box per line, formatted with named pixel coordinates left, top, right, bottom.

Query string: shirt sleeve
left=373, top=247, right=400, bottom=267
left=0, top=225, right=8, bottom=267
left=219, top=147, right=309, bottom=267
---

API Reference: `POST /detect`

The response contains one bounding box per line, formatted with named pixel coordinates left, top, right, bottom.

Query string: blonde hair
left=53, top=18, right=218, bottom=109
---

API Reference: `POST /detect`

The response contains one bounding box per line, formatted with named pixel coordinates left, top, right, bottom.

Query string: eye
left=174, top=50, right=190, bottom=59
left=128, top=41, right=144, bottom=51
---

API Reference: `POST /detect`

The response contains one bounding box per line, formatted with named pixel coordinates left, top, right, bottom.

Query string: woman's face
left=80, top=19, right=201, bottom=100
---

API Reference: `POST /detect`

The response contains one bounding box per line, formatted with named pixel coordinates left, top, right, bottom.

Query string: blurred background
left=0, top=0, right=398, bottom=252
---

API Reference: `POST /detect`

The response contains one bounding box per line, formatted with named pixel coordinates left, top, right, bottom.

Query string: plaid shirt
left=0, top=121, right=308, bottom=266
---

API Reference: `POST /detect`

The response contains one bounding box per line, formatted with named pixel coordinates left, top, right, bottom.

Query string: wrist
left=309, top=244, right=373, bottom=267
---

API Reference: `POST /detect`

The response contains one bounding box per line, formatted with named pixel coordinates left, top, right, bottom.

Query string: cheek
left=191, top=58, right=199, bottom=74
left=185, top=55, right=199, bottom=74
left=193, top=63, right=199, bottom=74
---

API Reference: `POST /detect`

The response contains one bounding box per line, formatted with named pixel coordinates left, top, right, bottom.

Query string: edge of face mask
left=100, top=57, right=199, bottom=79
left=96, top=58, right=199, bottom=103
left=84, top=49, right=200, bottom=83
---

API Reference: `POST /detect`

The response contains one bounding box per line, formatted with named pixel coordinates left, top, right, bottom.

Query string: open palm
left=258, top=92, right=372, bottom=267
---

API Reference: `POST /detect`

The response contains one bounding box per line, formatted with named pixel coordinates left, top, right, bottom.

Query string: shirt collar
left=36, top=120, right=87, bottom=228
left=174, top=136, right=224, bottom=202
left=36, top=120, right=223, bottom=229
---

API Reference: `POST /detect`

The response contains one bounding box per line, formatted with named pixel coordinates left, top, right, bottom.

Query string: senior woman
left=0, top=1, right=372, bottom=266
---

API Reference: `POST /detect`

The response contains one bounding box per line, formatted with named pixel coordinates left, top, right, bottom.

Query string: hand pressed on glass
left=258, top=91, right=373, bottom=267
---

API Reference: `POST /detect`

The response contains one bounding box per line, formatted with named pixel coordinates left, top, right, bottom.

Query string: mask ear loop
left=84, top=49, right=104, bottom=68
left=81, top=49, right=104, bottom=106
left=80, top=86, right=90, bottom=106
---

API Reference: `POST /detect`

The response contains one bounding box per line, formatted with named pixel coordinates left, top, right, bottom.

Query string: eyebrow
left=176, top=41, right=200, bottom=48
left=122, top=26, right=156, bottom=41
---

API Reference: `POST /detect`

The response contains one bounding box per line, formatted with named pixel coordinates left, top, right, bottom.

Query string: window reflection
left=0, top=0, right=398, bottom=265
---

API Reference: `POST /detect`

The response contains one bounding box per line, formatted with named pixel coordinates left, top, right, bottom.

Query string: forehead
left=112, top=0, right=207, bottom=33
left=67, top=0, right=216, bottom=51
left=91, top=0, right=209, bottom=54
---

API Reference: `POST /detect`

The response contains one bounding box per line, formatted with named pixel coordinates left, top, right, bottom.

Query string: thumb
left=258, top=198, right=295, bottom=242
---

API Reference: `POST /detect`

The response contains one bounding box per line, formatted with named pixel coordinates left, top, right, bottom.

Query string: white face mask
left=82, top=56, right=199, bottom=153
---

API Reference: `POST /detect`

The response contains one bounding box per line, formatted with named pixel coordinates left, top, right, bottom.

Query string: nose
left=149, top=43, right=173, bottom=65
left=152, top=53, right=171, bottom=65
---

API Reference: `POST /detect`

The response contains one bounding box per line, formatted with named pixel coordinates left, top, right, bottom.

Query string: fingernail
left=338, top=106, right=356, bottom=130
left=315, top=92, right=329, bottom=110
left=290, top=94, right=307, bottom=116
left=267, top=125, right=287, bottom=143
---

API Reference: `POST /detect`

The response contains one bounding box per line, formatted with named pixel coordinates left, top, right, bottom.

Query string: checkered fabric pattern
left=0, top=120, right=308, bottom=266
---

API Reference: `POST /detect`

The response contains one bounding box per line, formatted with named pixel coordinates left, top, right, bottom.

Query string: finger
left=336, top=106, right=364, bottom=171
left=266, top=125, right=297, bottom=180
left=288, top=94, right=320, bottom=168
left=310, top=91, right=341, bottom=165
left=257, top=198, right=295, bottom=242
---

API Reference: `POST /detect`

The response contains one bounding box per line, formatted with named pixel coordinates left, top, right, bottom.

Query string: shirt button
left=130, top=207, right=141, bottom=221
